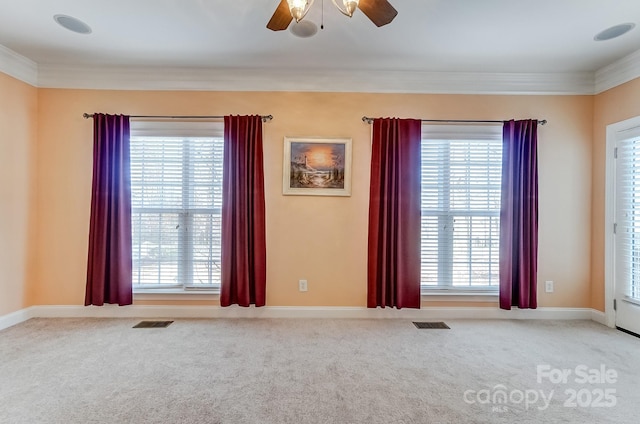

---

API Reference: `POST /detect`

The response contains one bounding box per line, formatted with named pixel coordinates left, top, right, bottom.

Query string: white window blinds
left=421, top=125, right=502, bottom=289
left=130, top=132, right=223, bottom=288
left=615, top=134, right=640, bottom=300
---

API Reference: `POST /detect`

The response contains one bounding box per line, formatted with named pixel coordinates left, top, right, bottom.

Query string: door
left=614, top=128, right=640, bottom=335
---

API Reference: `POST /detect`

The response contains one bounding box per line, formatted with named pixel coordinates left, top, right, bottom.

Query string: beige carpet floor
left=0, top=318, right=639, bottom=424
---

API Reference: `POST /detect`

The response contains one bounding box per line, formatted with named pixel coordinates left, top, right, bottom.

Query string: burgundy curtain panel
left=499, top=119, right=539, bottom=310
left=221, top=115, right=267, bottom=307
left=367, top=118, right=422, bottom=309
left=85, top=114, right=133, bottom=306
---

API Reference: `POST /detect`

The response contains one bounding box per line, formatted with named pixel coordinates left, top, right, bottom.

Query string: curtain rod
left=83, top=113, right=273, bottom=123
left=361, top=117, right=547, bottom=126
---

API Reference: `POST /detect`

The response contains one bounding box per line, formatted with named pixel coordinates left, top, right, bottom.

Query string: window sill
left=133, top=288, right=220, bottom=301
left=622, top=296, right=640, bottom=307
left=421, top=290, right=498, bottom=303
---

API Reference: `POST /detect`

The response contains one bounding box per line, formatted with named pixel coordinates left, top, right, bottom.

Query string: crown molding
left=36, top=63, right=595, bottom=95
left=595, top=48, right=640, bottom=94
left=0, top=42, right=598, bottom=95
left=2, top=41, right=621, bottom=95
left=0, top=44, right=38, bottom=86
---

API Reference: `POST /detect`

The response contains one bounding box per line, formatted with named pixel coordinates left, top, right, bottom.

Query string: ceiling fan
left=267, top=0, right=398, bottom=31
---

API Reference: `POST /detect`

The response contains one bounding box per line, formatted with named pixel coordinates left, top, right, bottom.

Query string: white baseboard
left=0, top=307, right=36, bottom=331
left=590, top=309, right=608, bottom=326
left=0, top=305, right=600, bottom=329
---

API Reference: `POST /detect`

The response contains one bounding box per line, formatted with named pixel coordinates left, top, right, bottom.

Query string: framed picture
left=283, top=137, right=352, bottom=196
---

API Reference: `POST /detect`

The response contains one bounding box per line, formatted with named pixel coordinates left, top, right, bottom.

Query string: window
left=130, top=122, right=223, bottom=290
left=421, top=125, right=502, bottom=291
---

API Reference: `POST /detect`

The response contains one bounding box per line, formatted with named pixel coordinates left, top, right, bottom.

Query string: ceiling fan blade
left=267, top=0, right=293, bottom=31
left=358, top=0, right=398, bottom=27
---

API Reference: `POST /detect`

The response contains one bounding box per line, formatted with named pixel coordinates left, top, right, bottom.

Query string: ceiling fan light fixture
left=332, top=0, right=360, bottom=17
left=267, top=0, right=396, bottom=31
left=287, top=0, right=315, bottom=22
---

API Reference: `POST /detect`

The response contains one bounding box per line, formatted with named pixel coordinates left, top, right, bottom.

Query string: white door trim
left=604, top=115, right=640, bottom=328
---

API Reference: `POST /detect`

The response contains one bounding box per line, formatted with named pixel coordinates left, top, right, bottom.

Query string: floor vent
left=413, top=321, right=450, bottom=329
left=133, top=321, right=174, bottom=329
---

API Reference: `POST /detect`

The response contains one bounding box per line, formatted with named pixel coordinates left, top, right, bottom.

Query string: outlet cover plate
left=299, top=279, right=308, bottom=292
left=545, top=280, right=554, bottom=293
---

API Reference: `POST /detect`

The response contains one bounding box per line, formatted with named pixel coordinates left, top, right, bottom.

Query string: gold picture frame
left=283, top=137, right=352, bottom=196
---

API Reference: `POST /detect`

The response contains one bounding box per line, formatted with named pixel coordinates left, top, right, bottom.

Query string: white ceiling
left=1, top=0, right=639, bottom=92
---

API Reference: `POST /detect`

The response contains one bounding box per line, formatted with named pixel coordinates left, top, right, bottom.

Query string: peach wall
left=32, top=89, right=593, bottom=308
left=592, top=78, right=640, bottom=311
left=0, top=73, right=37, bottom=315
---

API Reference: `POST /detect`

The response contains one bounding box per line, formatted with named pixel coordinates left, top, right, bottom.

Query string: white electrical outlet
left=545, top=280, right=554, bottom=293
left=299, top=279, right=308, bottom=292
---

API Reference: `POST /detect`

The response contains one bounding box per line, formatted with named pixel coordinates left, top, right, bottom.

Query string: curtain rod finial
left=539, top=119, right=547, bottom=126
left=362, top=116, right=374, bottom=124
left=261, top=115, right=273, bottom=123
left=83, top=113, right=93, bottom=119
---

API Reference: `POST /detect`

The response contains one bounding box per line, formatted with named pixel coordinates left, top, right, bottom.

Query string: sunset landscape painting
left=283, top=137, right=352, bottom=196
